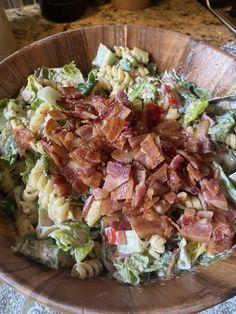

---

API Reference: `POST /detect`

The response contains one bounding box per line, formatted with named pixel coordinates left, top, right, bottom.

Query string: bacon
left=128, top=134, right=148, bottom=148
left=61, top=86, right=84, bottom=99
left=164, top=191, right=177, bottom=204
left=76, top=125, right=93, bottom=140
left=178, top=209, right=213, bottom=243
left=131, top=182, right=146, bottom=207
left=43, top=142, right=69, bottom=168
left=129, top=211, right=175, bottom=239
left=138, top=134, right=165, bottom=169
left=146, top=163, right=168, bottom=185
left=111, top=179, right=134, bottom=201
left=14, top=128, right=34, bottom=155
left=80, top=171, right=103, bottom=188
left=187, top=163, right=206, bottom=182
left=82, top=195, right=95, bottom=217
left=100, top=198, right=119, bottom=215
left=101, top=117, right=128, bottom=143
left=168, top=169, right=183, bottom=192
left=201, top=179, right=228, bottom=210
left=103, top=162, right=131, bottom=192
left=111, top=149, right=137, bottom=164
left=93, top=188, right=109, bottom=200
left=57, top=130, right=79, bottom=151
left=52, top=174, right=73, bottom=197
left=201, top=179, right=219, bottom=196
left=170, top=154, right=185, bottom=170
left=206, top=212, right=235, bottom=254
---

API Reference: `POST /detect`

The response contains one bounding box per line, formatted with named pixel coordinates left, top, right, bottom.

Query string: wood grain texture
left=0, top=25, right=236, bottom=314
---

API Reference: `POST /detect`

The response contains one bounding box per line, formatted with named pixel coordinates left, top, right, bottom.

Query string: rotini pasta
left=29, top=103, right=51, bottom=134
left=148, top=234, right=166, bottom=259
left=225, top=133, right=236, bottom=149
left=71, top=259, right=103, bottom=280
left=23, top=159, right=74, bottom=223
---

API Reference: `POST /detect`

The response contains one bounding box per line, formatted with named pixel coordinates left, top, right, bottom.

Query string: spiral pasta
left=71, top=259, right=103, bottom=280
left=165, top=107, right=180, bottom=120
left=23, top=159, right=74, bottom=223
left=29, top=140, right=45, bottom=154
left=225, top=133, right=236, bottom=150
left=29, top=103, right=51, bottom=134
left=97, top=65, right=134, bottom=94
left=113, top=46, right=132, bottom=59
left=132, top=66, right=149, bottom=78
left=184, top=195, right=203, bottom=210
left=148, top=234, right=166, bottom=259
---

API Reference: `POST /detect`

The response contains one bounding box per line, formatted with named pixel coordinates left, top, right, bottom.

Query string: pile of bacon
left=17, top=87, right=235, bottom=255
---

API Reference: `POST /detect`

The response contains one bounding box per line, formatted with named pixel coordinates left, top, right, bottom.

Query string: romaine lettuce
left=183, top=98, right=209, bottom=126
left=209, top=110, right=236, bottom=143
left=77, top=69, right=98, bottom=95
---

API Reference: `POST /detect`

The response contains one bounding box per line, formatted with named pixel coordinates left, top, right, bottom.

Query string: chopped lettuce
left=77, top=69, right=98, bottom=95
left=113, top=252, right=172, bottom=286
left=41, top=154, right=51, bottom=177
left=12, top=235, right=73, bottom=269
left=0, top=197, right=16, bottom=219
left=49, top=221, right=94, bottom=262
left=208, top=110, right=236, bottom=143
left=128, top=78, right=158, bottom=103
left=186, top=241, right=205, bottom=263
left=175, top=238, right=191, bottom=270
left=37, top=86, right=61, bottom=109
left=118, top=58, right=133, bottom=72
left=214, top=162, right=236, bottom=205
left=116, top=230, right=148, bottom=254
left=20, top=152, right=37, bottom=184
left=197, top=251, right=230, bottom=265
left=35, top=61, right=84, bottom=86
left=0, top=99, right=9, bottom=131
left=0, top=132, right=18, bottom=165
left=183, top=98, right=209, bottom=126
left=92, top=44, right=117, bottom=67
left=21, top=75, right=43, bottom=109
left=132, top=47, right=149, bottom=65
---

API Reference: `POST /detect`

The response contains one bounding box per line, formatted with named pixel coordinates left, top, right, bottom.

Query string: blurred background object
left=112, top=0, right=151, bottom=11
left=198, top=0, right=236, bottom=34
left=0, top=2, right=16, bottom=60
left=40, top=0, right=86, bottom=23
left=89, top=0, right=109, bottom=6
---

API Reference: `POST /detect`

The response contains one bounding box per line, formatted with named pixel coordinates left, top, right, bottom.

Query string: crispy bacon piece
left=178, top=208, right=213, bottom=243
left=111, top=179, right=134, bottom=201
left=111, top=149, right=137, bottom=164
left=93, top=188, right=109, bottom=200
left=206, top=212, right=235, bottom=254
left=14, top=128, right=34, bottom=155
left=168, top=169, right=183, bottom=192
left=103, top=162, right=131, bottom=192
left=129, top=210, right=175, bottom=239
left=128, top=134, right=148, bottom=148
left=164, top=191, right=177, bottom=204
left=131, top=182, right=146, bottom=207
left=101, top=117, right=128, bottom=143
left=52, top=174, right=73, bottom=197
left=201, top=179, right=228, bottom=211
left=170, top=154, right=185, bottom=170
left=146, top=163, right=168, bottom=185
left=76, top=125, right=93, bottom=140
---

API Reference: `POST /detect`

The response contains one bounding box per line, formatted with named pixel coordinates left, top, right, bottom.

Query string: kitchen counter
left=6, top=0, right=236, bottom=50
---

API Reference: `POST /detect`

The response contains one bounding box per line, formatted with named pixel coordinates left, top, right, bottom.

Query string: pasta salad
left=0, top=44, right=235, bottom=286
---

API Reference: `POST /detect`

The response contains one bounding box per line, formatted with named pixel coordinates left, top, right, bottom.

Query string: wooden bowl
left=0, top=25, right=236, bottom=314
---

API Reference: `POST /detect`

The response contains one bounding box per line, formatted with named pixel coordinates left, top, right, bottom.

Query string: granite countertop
left=5, top=0, right=236, bottom=50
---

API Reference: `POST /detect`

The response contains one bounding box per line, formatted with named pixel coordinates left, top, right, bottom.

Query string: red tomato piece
left=161, top=84, right=181, bottom=108
left=104, top=227, right=127, bottom=245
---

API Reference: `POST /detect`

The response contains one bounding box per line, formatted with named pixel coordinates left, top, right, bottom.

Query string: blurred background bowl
left=0, top=25, right=236, bottom=314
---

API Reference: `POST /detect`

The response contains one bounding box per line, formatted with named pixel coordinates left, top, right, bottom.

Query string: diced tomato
left=161, top=84, right=181, bottom=108
left=104, top=227, right=127, bottom=245
left=145, top=103, right=165, bottom=128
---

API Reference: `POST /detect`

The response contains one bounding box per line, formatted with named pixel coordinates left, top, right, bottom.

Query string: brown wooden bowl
left=0, top=25, right=236, bottom=314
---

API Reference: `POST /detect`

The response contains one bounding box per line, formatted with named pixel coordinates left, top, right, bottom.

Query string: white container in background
left=0, top=4, right=16, bottom=61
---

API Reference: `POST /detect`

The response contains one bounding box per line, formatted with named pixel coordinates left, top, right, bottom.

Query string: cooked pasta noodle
left=23, top=159, right=74, bottom=223
left=148, top=234, right=166, bottom=259
left=165, top=107, right=180, bottom=120
left=184, top=195, right=203, bottom=210
left=113, top=46, right=132, bottom=59
left=71, top=259, right=103, bottom=279
left=29, top=103, right=50, bottom=134
left=225, top=133, right=236, bottom=149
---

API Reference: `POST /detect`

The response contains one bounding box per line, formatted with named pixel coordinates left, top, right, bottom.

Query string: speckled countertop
left=5, top=0, right=236, bottom=50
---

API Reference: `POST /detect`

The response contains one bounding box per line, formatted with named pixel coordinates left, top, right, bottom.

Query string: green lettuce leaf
left=12, top=235, right=73, bottom=269
left=0, top=132, right=18, bottom=165
left=183, top=98, right=209, bottom=126
left=21, top=75, right=43, bottom=109
left=208, top=110, right=236, bottom=143
left=77, top=69, right=98, bottom=95
left=175, top=238, right=191, bottom=270
left=197, top=251, right=230, bottom=265
left=118, top=58, right=133, bottom=72
left=37, top=86, right=61, bottom=109
left=49, top=221, right=94, bottom=261
left=214, top=162, right=236, bottom=205
left=20, top=152, right=37, bottom=184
